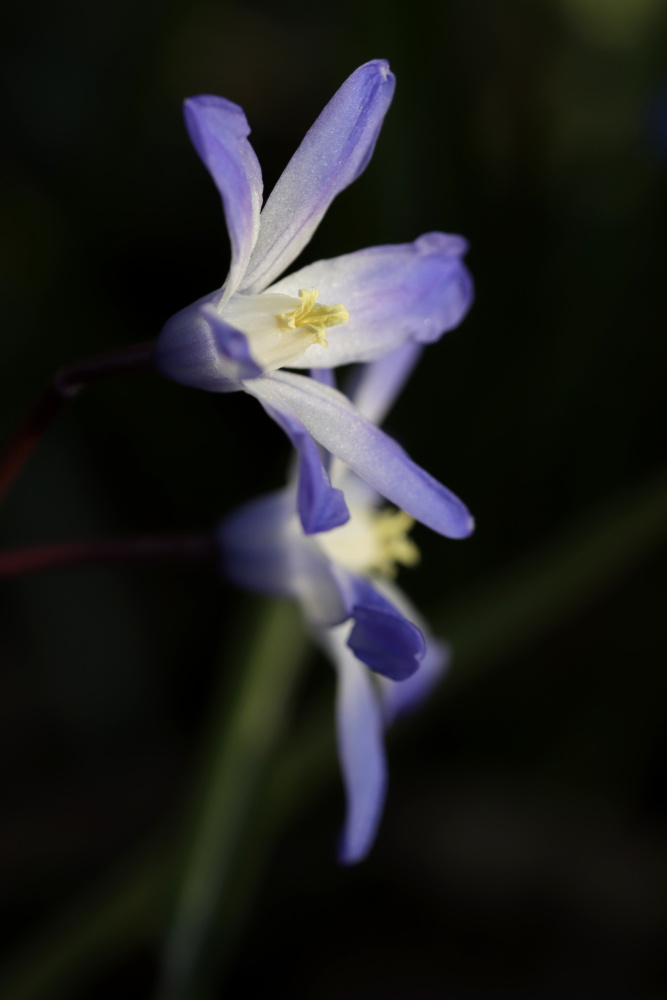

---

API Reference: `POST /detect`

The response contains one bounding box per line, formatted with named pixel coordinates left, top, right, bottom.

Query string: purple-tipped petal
left=267, top=234, right=474, bottom=368
left=184, top=96, right=263, bottom=302
left=325, top=624, right=388, bottom=865
left=250, top=372, right=475, bottom=540
left=374, top=579, right=450, bottom=723
left=156, top=295, right=260, bottom=391
left=240, top=60, right=395, bottom=293
left=341, top=573, right=425, bottom=680
left=247, top=390, right=349, bottom=534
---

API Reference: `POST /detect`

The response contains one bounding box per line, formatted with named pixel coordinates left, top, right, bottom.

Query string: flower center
left=220, top=288, right=350, bottom=374
left=318, top=506, right=421, bottom=578
left=276, top=288, right=350, bottom=347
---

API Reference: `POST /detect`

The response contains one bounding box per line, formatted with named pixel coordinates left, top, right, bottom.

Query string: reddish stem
left=0, top=534, right=218, bottom=578
left=0, top=341, right=156, bottom=503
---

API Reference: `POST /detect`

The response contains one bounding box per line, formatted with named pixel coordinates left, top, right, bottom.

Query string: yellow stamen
left=318, top=506, right=421, bottom=579
left=276, top=288, right=350, bottom=347
left=371, top=509, right=421, bottom=578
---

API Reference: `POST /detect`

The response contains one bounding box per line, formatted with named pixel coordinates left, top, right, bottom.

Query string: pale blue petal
left=217, top=489, right=348, bottom=627
left=345, top=341, right=424, bottom=425
left=325, top=624, right=388, bottom=865
left=326, top=343, right=423, bottom=504
left=310, top=368, right=336, bottom=389
left=308, top=369, right=337, bottom=476
left=380, top=636, right=451, bottom=725
left=380, top=636, right=450, bottom=723
left=247, top=391, right=349, bottom=534
left=184, top=96, right=263, bottom=302
left=266, top=233, right=473, bottom=368
left=155, top=296, right=260, bottom=391
left=249, top=372, right=475, bottom=540
left=240, top=60, right=395, bottom=293
left=217, top=490, right=295, bottom=595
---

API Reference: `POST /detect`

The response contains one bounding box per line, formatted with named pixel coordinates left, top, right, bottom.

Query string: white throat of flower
left=221, top=287, right=349, bottom=372
left=318, top=506, right=421, bottom=579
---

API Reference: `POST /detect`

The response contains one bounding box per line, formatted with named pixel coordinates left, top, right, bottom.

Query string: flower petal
left=155, top=296, right=261, bottom=391
left=184, top=96, right=263, bottom=302
left=338, top=571, right=425, bottom=680
left=374, top=579, right=451, bottom=723
left=240, top=60, right=395, bottom=294
left=247, top=390, right=350, bottom=534
left=217, top=489, right=348, bottom=627
left=248, top=372, right=475, bottom=540
left=327, top=343, right=424, bottom=504
left=310, top=367, right=337, bottom=389
left=324, top=623, right=388, bottom=865
left=217, top=489, right=295, bottom=596
left=381, top=636, right=450, bottom=723
left=266, top=233, right=474, bottom=368
left=345, top=341, right=424, bottom=425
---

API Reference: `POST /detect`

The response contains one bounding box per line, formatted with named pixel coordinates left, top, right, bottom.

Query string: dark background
left=1, top=0, right=667, bottom=996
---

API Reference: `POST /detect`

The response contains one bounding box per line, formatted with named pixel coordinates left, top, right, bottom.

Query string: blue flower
left=218, top=343, right=452, bottom=864
left=156, top=60, right=474, bottom=539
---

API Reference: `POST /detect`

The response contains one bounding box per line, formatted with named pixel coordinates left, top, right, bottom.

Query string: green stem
left=176, top=704, right=338, bottom=997
left=154, top=597, right=311, bottom=1000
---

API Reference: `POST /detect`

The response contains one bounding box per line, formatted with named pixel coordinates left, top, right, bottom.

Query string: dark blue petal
left=371, top=578, right=451, bottom=722
left=345, top=574, right=425, bottom=681
left=251, top=395, right=350, bottom=534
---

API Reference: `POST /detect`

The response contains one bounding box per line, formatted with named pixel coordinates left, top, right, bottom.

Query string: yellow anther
left=318, top=506, right=421, bottom=579
left=276, top=288, right=350, bottom=347
left=371, top=509, right=421, bottom=578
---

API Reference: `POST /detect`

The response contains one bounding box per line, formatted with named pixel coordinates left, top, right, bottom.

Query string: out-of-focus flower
left=156, top=60, right=474, bottom=538
left=218, top=344, right=451, bottom=863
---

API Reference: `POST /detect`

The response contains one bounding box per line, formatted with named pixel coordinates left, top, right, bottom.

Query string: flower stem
left=0, top=535, right=217, bottom=578
left=155, top=597, right=311, bottom=1000
left=0, top=341, right=156, bottom=503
